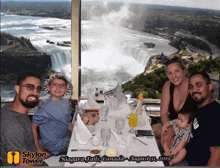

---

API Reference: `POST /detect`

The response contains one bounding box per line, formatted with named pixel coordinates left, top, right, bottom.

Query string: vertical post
left=71, top=0, right=81, bottom=101
left=218, top=73, right=220, bottom=101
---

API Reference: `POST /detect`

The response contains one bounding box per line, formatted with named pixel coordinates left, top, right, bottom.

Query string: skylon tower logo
left=7, top=151, right=20, bottom=164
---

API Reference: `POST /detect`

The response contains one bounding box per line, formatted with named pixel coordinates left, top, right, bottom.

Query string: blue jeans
left=158, top=145, right=188, bottom=166
left=173, top=159, right=188, bottom=166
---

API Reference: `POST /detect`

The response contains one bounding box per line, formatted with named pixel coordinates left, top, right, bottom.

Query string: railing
left=142, top=99, right=161, bottom=125
left=1, top=98, right=162, bottom=117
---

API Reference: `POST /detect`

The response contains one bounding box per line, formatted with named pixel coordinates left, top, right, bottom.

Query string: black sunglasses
left=20, top=84, right=42, bottom=93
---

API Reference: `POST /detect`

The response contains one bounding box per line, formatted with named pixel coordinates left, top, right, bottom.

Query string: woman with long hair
left=152, top=56, right=196, bottom=145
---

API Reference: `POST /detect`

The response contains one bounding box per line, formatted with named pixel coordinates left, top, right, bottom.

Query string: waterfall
left=50, top=40, right=150, bottom=85
left=121, top=41, right=150, bottom=67
left=48, top=3, right=177, bottom=96
left=50, top=50, right=72, bottom=80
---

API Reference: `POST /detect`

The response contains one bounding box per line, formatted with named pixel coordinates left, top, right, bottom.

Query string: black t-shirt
left=185, top=101, right=220, bottom=166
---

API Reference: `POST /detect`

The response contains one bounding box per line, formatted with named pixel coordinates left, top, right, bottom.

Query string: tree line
left=123, top=57, right=220, bottom=99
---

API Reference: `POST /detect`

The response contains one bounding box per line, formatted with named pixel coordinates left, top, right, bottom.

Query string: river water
left=1, top=7, right=177, bottom=98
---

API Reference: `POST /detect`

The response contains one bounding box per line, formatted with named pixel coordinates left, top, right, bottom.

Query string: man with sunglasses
left=0, top=71, right=49, bottom=166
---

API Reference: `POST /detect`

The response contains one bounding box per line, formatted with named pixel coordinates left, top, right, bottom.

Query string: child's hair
left=44, top=72, right=73, bottom=96
left=179, top=105, right=196, bottom=124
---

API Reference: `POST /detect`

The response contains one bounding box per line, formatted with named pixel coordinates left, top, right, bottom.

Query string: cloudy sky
left=2, top=0, right=220, bottom=10
left=82, top=0, right=220, bottom=10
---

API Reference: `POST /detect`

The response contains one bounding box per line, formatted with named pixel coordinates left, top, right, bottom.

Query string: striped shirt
left=171, top=119, right=193, bottom=149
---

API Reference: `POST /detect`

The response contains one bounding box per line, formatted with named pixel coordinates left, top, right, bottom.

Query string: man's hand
left=161, top=126, right=175, bottom=151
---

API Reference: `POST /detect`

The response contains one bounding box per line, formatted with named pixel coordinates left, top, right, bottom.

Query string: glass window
left=1, top=1, right=72, bottom=100
left=80, top=1, right=177, bottom=98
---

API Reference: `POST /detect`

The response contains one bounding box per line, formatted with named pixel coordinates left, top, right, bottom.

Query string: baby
left=162, top=108, right=196, bottom=166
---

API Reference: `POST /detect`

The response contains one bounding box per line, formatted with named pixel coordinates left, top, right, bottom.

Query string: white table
left=64, top=110, right=164, bottom=167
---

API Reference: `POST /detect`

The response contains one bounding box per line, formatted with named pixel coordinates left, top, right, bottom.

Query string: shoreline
left=2, top=13, right=216, bottom=100
left=1, top=13, right=178, bottom=101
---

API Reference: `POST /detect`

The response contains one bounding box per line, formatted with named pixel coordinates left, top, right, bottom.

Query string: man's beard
left=194, top=97, right=205, bottom=105
left=192, top=92, right=205, bottom=105
left=19, top=95, right=39, bottom=108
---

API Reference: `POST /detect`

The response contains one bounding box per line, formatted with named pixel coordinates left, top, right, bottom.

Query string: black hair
left=190, top=71, right=211, bottom=84
left=165, top=56, right=186, bottom=70
left=179, top=105, right=196, bottom=124
left=190, top=71, right=214, bottom=93
left=16, top=71, right=41, bottom=85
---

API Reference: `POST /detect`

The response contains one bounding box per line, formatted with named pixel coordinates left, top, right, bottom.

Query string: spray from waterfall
left=49, top=2, right=177, bottom=96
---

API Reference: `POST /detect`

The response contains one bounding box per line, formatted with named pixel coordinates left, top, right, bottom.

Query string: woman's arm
left=160, top=82, right=175, bottom=150
left=161, top=121, right=172, bottom=136
left=160, top=81, right=171, bottom=125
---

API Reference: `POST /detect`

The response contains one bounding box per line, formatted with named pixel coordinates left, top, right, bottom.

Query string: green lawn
left=194, top=55, right=206, bottom=60
left=181, top=50, right=188, bottom=56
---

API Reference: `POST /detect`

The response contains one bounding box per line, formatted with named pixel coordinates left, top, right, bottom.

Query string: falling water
left=80, top=3, right=177, bottom=96
left=1, top=2, right=178, bottom=99
left=50, top=51, right=72, bottom=80
left=50, top=2, right=177, bottom=96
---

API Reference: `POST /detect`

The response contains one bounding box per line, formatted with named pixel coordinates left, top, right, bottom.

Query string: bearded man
left=0, top=71, right=49, bottom=166
left=185, top=72, right=220, bottom=166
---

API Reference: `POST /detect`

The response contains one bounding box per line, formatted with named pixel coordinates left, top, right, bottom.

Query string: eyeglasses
left=20, top=84, right=42, bottom=93
left=50, top=83, right=67, bottom=89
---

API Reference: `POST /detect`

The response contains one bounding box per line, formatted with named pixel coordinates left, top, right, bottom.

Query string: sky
left=1, top=0, right=220, bottom=10
left=83, top=0, right=220, bottom=10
